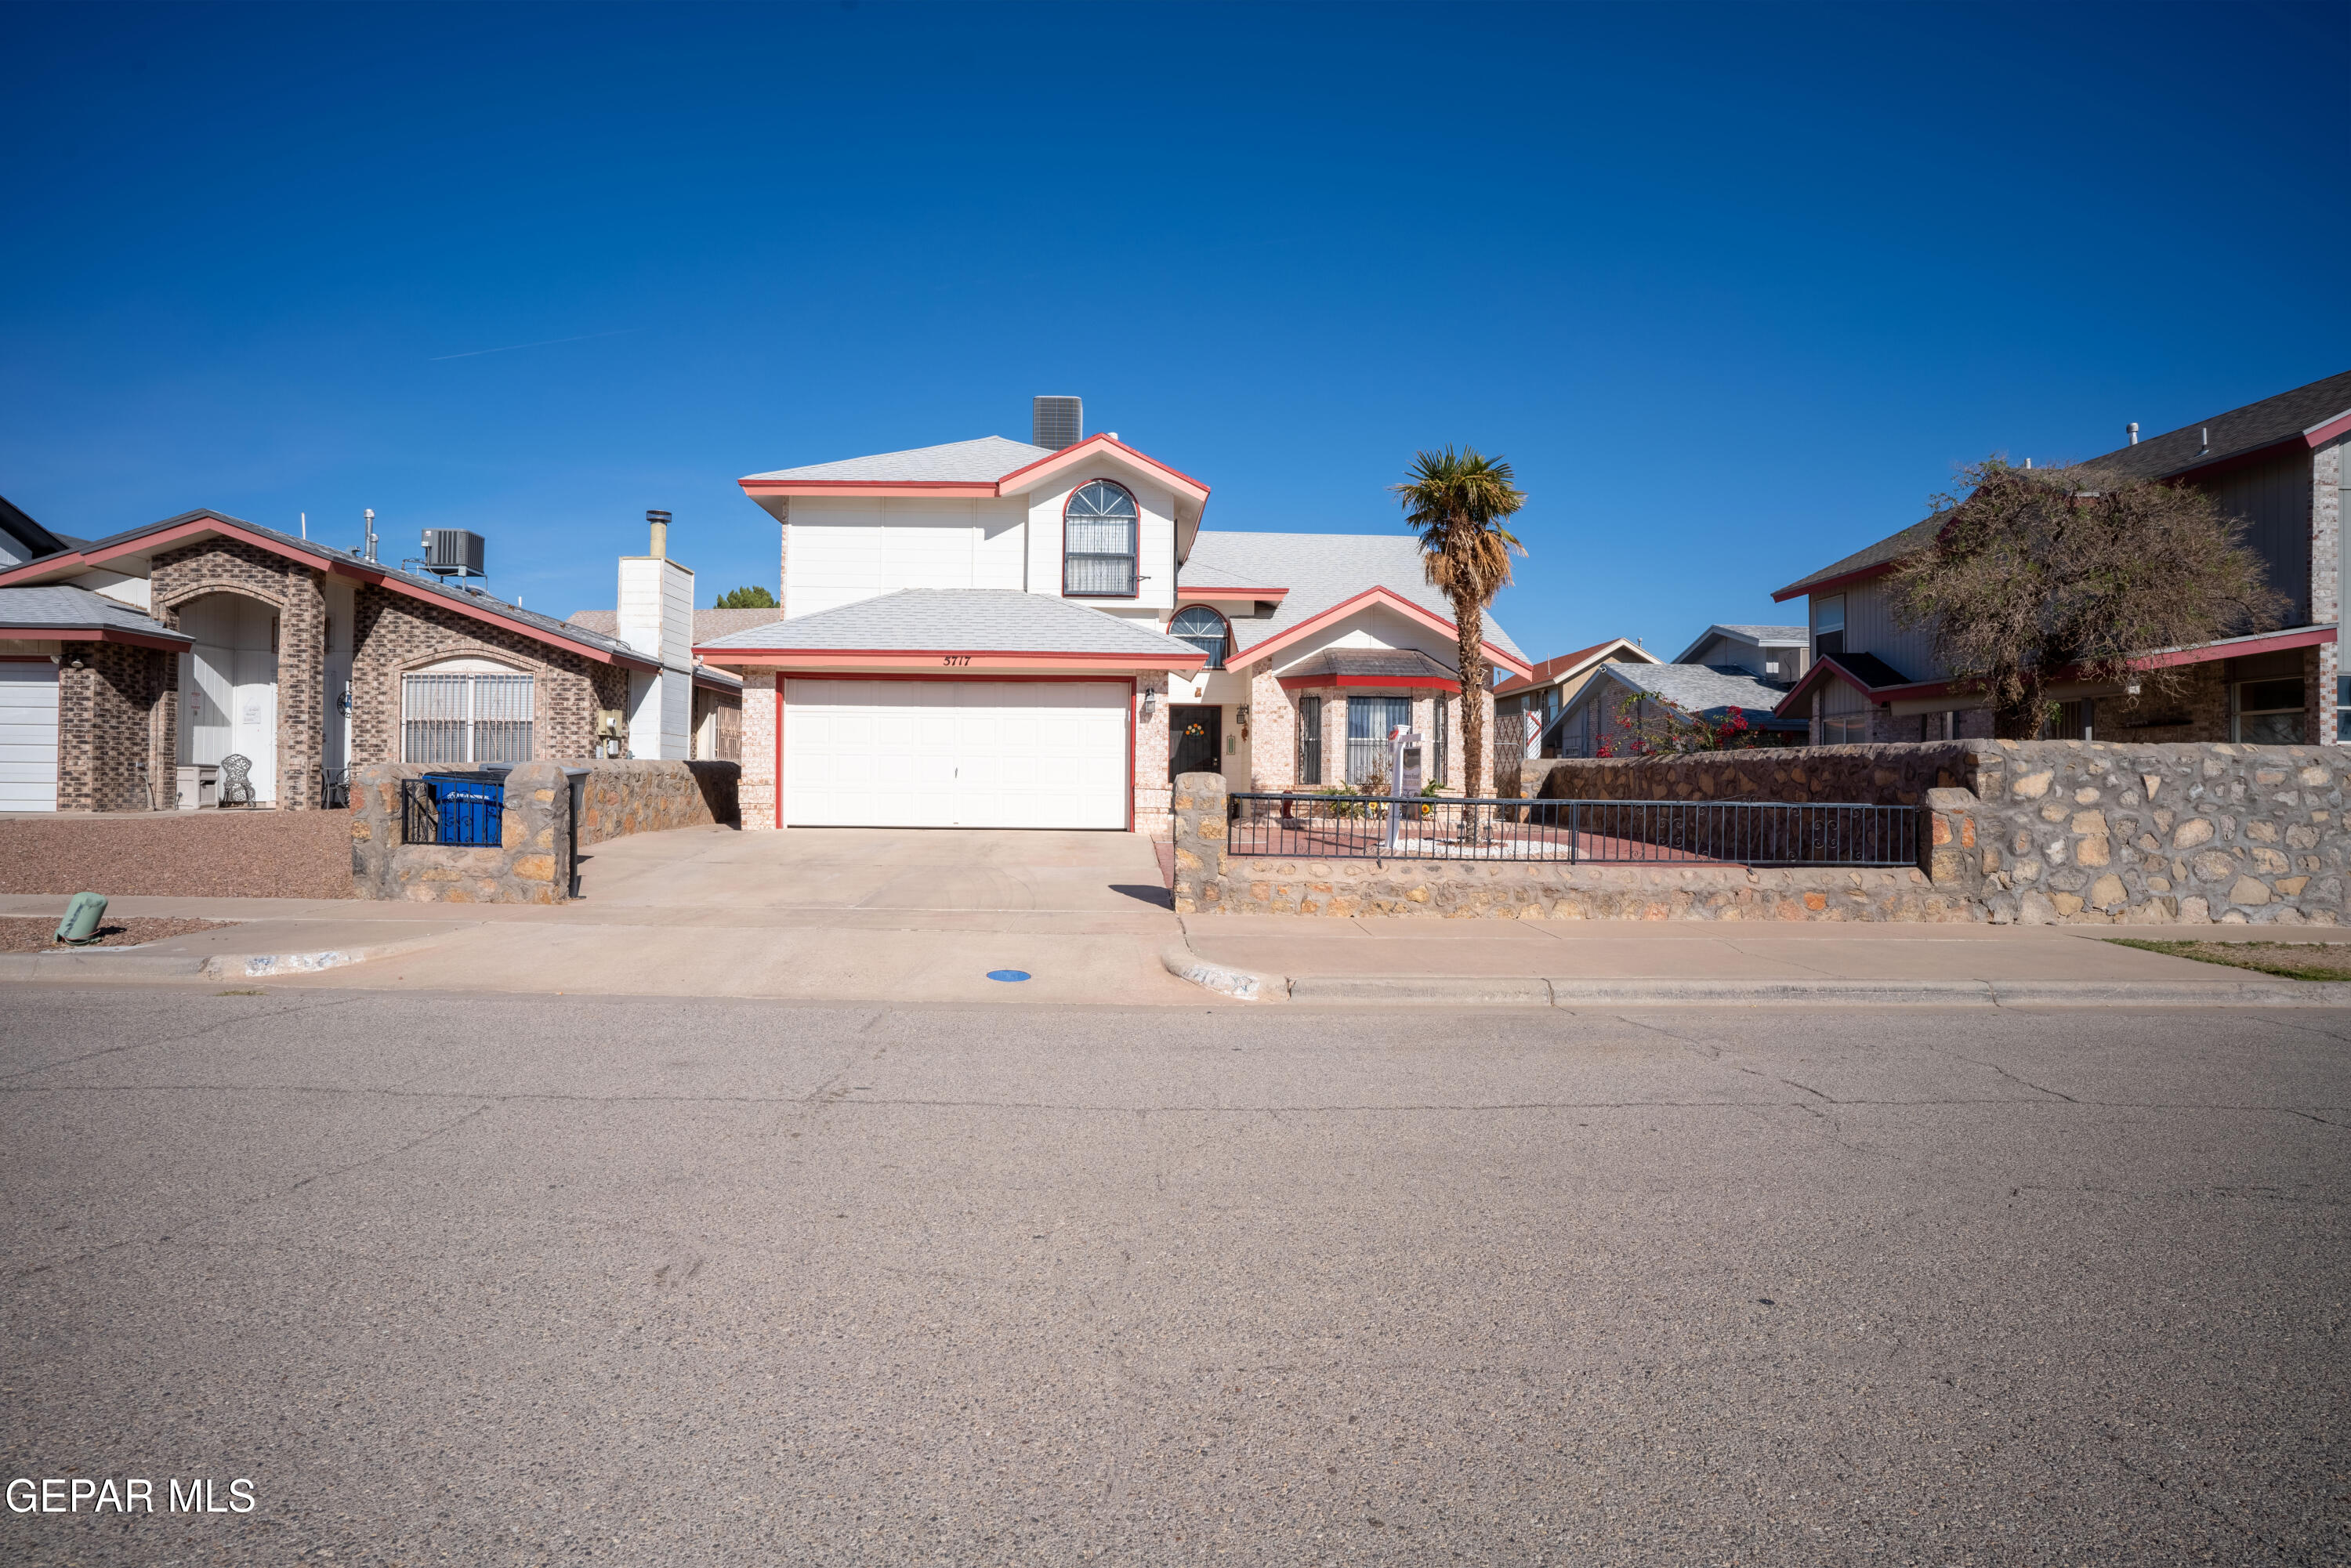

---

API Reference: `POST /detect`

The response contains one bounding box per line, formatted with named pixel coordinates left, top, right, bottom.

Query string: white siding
left=1023, top=475, right=1178, bottom=609
left=0, top=661, right=60, bottom=810
left=787, top=497, right=1027, bottom=616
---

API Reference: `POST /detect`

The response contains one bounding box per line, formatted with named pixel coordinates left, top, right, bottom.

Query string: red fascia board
left=1771, top=626, right=2341, bottom=718
left=333, top=561, right=657, bottom=669
left=2305, top=409, right=2351, bottom=448
left=1276, top=673, right=1460, bottom=692
left=0, top=550, right=94, bottom=588
left=0, top=626, right=190, bottom=653
left=1772, top=562, right=1896, bottom=603
left=993, top=433, right=1213, bottom=503
left=1236, top=586, right=1535, bottom=680
left=696, top=645, right=1206, bottom=672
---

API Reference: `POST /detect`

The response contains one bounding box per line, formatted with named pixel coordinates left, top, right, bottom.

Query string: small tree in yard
left=1889, top=459, right=2282, bottom=740
left=1593, top=690, right=1762, bottom=756
left=1394, top=447, right=1526, bottom=798
left=715, top=585, right=777, bottom=609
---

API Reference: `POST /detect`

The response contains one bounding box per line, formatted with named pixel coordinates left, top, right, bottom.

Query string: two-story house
left=693, top=398, right=1530, bottom=833
left=1770, top=369, right=2351, bottom=745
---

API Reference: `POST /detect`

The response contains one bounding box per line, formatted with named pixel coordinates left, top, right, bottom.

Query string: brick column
left=738, top=670, right=778, bottom=830
left=1247, top=662, right=1294, bottom=791
left=277, top=567, right=328, bottom=810
left=2313, top=437, right=2342, bottom=744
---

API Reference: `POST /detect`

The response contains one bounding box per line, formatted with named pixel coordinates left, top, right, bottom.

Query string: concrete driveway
left=247, top=824, right=1202, bottom=1005
left=577, top=824, right=1176, bottom=915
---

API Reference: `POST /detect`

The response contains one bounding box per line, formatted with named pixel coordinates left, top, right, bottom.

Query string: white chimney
left=617, top=510, right=694, bottom=759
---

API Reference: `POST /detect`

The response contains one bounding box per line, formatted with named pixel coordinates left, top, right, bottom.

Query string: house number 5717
left=941, top=655, right=971, bottom=666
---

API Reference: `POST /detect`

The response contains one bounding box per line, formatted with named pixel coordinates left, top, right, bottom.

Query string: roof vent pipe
left=2201, top=426, right=2209, bottom=452
left=1033, top=395, right=1081, bottom=451
left=2128, top=422, right=2139, bottom=445
left=364, top=508, right=378, bottom=563
left=647, top=509, right=671, bottom=559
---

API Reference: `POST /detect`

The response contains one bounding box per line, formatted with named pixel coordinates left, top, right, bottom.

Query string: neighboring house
left=1770, top=368, right=2351, bottom=745
left=1554, top=662, right=1809, bottom=757
left=1672, top=624, right=1809, bottom=686
left=0, top=493, right=85, bottom=568
left=694, top=398, right=1531, bottom=832
left=567, top=603, right=780, bottom=762
left=1491, top=638, right=1658, bottom=762
left=0, top=505, right=740, bottom=813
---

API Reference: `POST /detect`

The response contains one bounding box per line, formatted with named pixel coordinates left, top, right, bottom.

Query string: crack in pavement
left=0, top=992, right=374, bottom=1083
left=12, top=1099, right=494, bottom=1283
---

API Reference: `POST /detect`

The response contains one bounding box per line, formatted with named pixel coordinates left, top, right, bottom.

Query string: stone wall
left=153, top=537, right=328, bottom=810
left=1534, top=743, right=1983, bottom=808
left=350, top=762, right=574, bottom=904
left=1172, top=741, right=2351, bottom=925
left=1933, top=741, right=2349, bottom=925
left=54, top=642, right=172, bottom=812
left=1168, top=770, right=1965, bottom=921
left=577, top=759, right=738, bottom=846
left=351, top=759, right=741, bottom=900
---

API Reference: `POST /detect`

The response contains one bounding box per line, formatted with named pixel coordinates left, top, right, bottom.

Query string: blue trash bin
left=420, top=772, right=505, bottom=846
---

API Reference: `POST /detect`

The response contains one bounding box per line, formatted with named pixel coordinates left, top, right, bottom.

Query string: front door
left=1169, top=704, right=1221, bottom=780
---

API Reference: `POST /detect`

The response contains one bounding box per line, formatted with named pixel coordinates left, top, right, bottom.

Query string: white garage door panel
left=785, top=679, right=1127, bottom=829
left=0, top=664, right=60, bottom=812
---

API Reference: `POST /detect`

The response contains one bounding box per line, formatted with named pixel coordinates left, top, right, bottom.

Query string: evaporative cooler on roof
left=1033, top=396, right=1081, bottom=451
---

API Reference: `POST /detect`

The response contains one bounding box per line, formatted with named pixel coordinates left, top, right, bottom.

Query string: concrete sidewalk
left=5, top=822, right=2348, bottom=1006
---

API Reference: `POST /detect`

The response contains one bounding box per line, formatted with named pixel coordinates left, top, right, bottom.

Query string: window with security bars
left=1063, top=480, right=1138, bottom=596
left=1298, top=694, right=1323, bottom=785
left=402, top=672, right=534, bottom=765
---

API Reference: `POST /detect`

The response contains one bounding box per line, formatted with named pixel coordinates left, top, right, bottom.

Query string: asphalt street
left=2, top=986, right=2346, bottom=1566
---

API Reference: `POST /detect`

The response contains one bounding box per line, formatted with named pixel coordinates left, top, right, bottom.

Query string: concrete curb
left=1183, top=972, right=2351, bottom=1009
left=1288, top=976, right=1555, bottom=1006
left=0, top=929, right=462, bottom=985
left=0, top=950, right=208, bottom=981
left=1158, top=943, right=1285, bottom=1003
left=197, top=931, right=462, bottom=980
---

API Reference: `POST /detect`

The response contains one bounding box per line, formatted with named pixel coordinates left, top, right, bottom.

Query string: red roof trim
left=2306, top=409, right=2351, bottom=448
left=1491, top=636, right=1650, bottom=694
left=1176, top=585, right=1290, bottom=599
left=992, top=433, right=1212, bottom=502
left=1235, top=585, right=1532, bottom=679
left=0, top=625, right=189, bottom=653
left=1771, top=561, right=1896, bottom=603
left=1277, top=673, right=1460, bottom=692
left=0, top=512, right=657, bottom=670
left=694, top=644, right=1206, bottom=671
left=1770, top=626, right=2340, bottom=718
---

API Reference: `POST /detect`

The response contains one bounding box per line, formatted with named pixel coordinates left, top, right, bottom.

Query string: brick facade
left=739, top=670, right=779, bottom=830
left=53, top=640, right=173, bottom=812
left=1134, top=672, right=1172, bottom=834
left=152, top=537, right=328, bottom=810
left=349, top=585, right=628, bottom=770
left=2312, top=436, right=2342, bottom=748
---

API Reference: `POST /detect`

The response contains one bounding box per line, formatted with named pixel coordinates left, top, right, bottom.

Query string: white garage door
left=0, top=662, right=60, bottom=813
left=785, top=679, right=1128, bottom=829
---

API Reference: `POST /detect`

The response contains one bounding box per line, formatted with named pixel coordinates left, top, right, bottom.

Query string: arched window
left=1168, top=606, right=1230, bottom=670
left=1063, top=480, right=1138, bottom=597
left=402, top=657, right=535, bottom=764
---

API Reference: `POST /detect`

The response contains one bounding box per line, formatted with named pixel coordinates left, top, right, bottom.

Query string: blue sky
left=3, top=1, right=2346, bottom=660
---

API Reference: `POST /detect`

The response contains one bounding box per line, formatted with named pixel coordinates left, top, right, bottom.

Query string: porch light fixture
left=1141, top=690, right=1157, bottom=720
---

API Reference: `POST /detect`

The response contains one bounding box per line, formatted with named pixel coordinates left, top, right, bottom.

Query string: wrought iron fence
left=400, top=772, right=507, bottom=847
left=1226, top=792, right=1920, bottom=867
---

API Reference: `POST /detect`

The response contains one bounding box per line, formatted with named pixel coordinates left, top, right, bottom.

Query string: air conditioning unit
left=421, top=529, right=487, bottom=579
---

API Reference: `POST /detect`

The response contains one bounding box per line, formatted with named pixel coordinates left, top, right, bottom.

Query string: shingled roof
left=1773, top=368, right=2351, bottom=603
left=694, top=588, right=1201, bottom=660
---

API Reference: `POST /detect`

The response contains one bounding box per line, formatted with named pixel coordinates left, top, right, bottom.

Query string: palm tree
left=1393, top=447, right=1525, bottom=797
